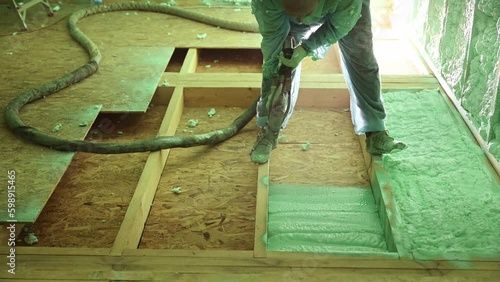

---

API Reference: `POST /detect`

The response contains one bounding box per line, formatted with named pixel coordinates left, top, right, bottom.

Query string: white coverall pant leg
left=338, top=0, right=387, bottom=134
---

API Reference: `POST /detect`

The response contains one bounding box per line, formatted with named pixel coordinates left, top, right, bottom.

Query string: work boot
left=366, top=131, right=407, bottom=155
left=251, top=127, right=278, bottom=164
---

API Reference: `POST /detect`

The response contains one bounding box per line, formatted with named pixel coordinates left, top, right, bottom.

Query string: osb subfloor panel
left=141, top=107, right=259, bottom=250
left=19, top=104, right=167, bottom=247
left=0, top=103, right=100, bottom=222
left=271, top=108, right=370, bottom=187
left=67, top=46, right=173, bottom=113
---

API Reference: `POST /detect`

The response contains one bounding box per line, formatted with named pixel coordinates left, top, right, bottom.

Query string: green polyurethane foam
left=415, top=0, right=500, bottom=156
left=382, top=89, right=500, bottom=259
left=266, top=185, right=389, bottom=253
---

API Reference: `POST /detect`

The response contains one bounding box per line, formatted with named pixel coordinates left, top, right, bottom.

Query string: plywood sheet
left=0, top=103, right=101, bottom=223
left=71, top=46, right=174, bottom=112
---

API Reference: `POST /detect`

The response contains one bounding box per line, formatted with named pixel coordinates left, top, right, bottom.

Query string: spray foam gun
left=266, top=34, right=296, bottom=134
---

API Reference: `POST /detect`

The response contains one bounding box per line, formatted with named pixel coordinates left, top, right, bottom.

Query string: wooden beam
left=159, top=72, right=438, bottom=114
left=7, top=246, right=110, bottom=256
left=2, top=267, right=498, bottom=282
left=296, top=88, right=350, bottom=108
left=160, top=72, right=439, bottom=89
left=5, top=280, right=107, bottom=282
left=7, top=247, right=497, bottom=266
left=110, top=87, right=184, bottom=255
left=369, top=158, right=411, bottom=259
left=0, top=252, right=497, bottom=280
left=122, top=249, right=254, bottom=258
left=179, top=48, right=199, bottom=74
left=359, top=133, right=410, bottom=258
left=254, top=162, right=270, bottom=258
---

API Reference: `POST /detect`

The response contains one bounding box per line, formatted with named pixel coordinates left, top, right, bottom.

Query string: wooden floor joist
left=161, top=72, right=440, bottom=89
left=254, top=162, right=269, bottom=258
left=110, top=47, right=197, bottom=254
left=110, top=86, right=184, bottom=255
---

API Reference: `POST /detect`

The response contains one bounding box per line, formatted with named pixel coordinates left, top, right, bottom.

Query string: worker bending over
left=250, top=0, right=407, bottom=163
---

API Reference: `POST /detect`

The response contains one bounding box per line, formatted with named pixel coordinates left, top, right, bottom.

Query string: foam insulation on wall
left=411, top=0, right=500, bottom=160
left=424, top=0, right=447, bottom=70
left=411, top=0, right=430, bottom=43
left=440, top=0, right=475, bottom=94
left=461, top=3, right=500, bottom=142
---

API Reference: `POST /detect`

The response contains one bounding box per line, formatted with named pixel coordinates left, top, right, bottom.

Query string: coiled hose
left=4, top=2, right=260, bottom=154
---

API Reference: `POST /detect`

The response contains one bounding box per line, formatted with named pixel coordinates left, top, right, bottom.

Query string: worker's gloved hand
left=278, top=46, right=308, bottom=69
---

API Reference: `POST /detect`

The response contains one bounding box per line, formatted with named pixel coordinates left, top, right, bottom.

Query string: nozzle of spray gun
left=279, top=35, right=296, bottom=75
left=283, top=36, right=295, bottom=60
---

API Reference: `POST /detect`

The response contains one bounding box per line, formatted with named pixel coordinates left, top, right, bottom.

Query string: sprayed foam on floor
left=383, top=89, right=500, bottom=259
left=267, top=185, right=388, bottom=253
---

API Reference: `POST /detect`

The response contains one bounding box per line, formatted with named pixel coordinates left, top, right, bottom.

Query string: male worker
left=250, top=0, right=407, bottom=163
